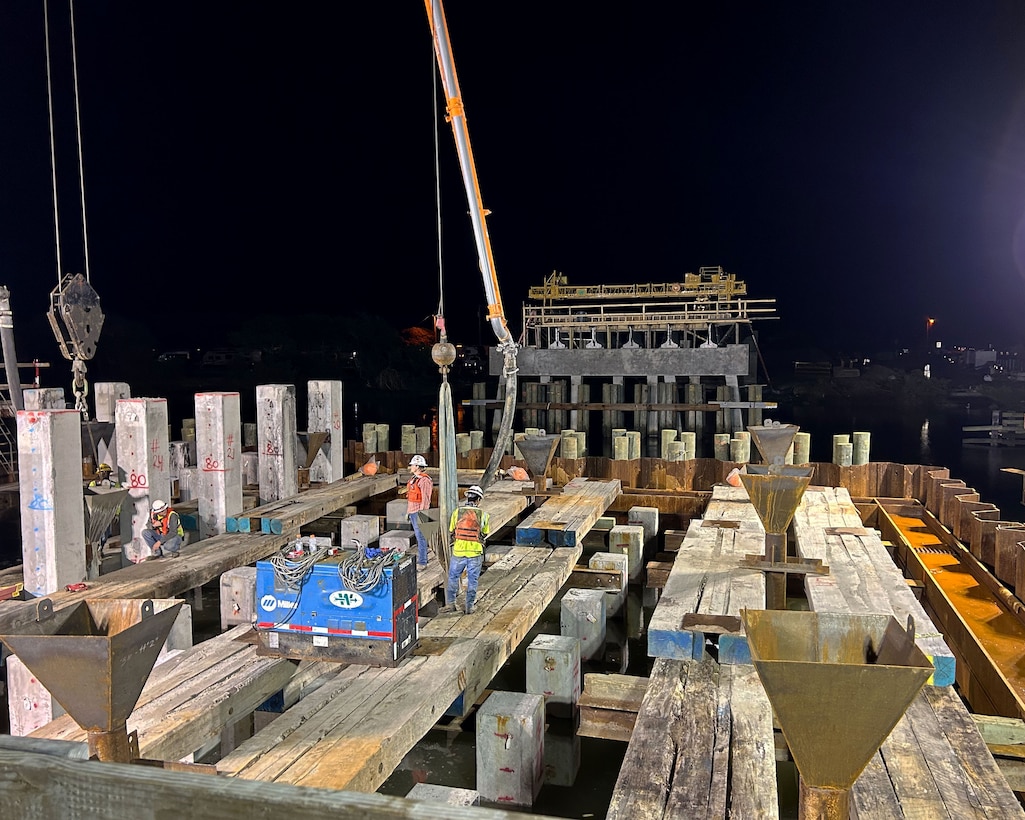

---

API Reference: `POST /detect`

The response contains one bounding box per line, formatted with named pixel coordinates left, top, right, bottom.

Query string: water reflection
left=920, top=419, right=932, bottom=461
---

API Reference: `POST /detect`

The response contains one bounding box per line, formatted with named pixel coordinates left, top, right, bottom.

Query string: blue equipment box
left=254, top=552, right=419, bottom=667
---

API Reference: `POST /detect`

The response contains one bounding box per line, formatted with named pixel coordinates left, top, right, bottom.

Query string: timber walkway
left=14, top=476, right=621, bottom=810
left=610, top=483, right=1023, bottom=818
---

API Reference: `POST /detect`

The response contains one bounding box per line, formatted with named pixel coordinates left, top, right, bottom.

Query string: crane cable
left=44, top=0, right=92, bottom=286
left=431, top=47, right=455, bottom=572
left=44, top=0, right=94, bottom=416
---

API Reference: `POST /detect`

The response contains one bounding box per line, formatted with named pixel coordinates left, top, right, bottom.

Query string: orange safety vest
left=454, top=507, right=483, bottom=543
left=407, top=474, right=428, bottom=505
left=152, top=510, right=184, bottom=537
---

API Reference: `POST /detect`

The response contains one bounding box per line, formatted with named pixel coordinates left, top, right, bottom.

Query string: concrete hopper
left=748, top=421, right=800, bottom=468
left=742, top=609, right=934, bottom=818
left=83, top=486, right=130, bottom=545
left=0, top=597, right=183, bottom=762
left=517, top=433, right=561, bottom=494
left=739, top=469, right=815, bottom=609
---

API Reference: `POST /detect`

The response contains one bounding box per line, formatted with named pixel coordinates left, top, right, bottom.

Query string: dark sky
left=2, top=2, right=1025, bottom=367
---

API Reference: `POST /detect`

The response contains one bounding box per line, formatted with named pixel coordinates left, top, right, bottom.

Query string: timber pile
left=646, top=484, right=765, bottom=663
left=515, top=477, right=621, bottom=547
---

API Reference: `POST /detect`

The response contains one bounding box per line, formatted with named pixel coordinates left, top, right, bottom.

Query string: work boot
left=465, top=604, right=475, bottom=615
left=439, top=603, right=456, bottom=614
left=145, top=551, right=163, bottom=561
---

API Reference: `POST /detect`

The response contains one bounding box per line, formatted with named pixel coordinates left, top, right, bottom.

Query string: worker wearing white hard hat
left=401, top=455, right=434, bottom=566
left=442, top=484, right=489, bottom=615
left=142, top=499, right=184, bottom=561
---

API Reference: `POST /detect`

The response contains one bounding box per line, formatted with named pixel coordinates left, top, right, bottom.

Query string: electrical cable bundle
left=338, top=539, right=393, bottom=593
left=269, top=541, right=328, bottom=592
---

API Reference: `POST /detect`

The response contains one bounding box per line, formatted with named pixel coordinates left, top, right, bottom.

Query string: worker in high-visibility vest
left=143, top=499, right=184, bottom=561
left=399, top=454, right=434, bottom=566
left=441, top=484, right=490, bottom=616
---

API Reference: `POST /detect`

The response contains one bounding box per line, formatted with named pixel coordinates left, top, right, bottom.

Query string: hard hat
left=466, top=484, right=484, bottom=501
left=409, top=455, right=427, bottom=468
left=97, top=463, right=111, bottom=472
left=152, top=499, right=168, bottom=513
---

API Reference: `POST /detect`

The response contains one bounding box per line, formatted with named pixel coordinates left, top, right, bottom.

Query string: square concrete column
left=340, top=514, right=380, bottom=548
left=307, top=380, right=343, bottom=483
left=17, top=408, right=85, bottom=594
left=22, top=388, right=66, bottom=410
left=195, top=392, right=243, bottom=539
left=6, top=654, right=66, bottom=735
left=628, top=505, right=659, bottom=563
left=526, top=634, right=581, bottom=719
left=476, top=691, right=545, bottom=806
left=560, top=588, right=606, bottom=661
left=589, top=551, right=628, bottom=616
left=610, top=523, right=646, bottom=583
left=115, top=397, right=171, bottom=564
left=256, top=384, right=297, bottom=503
left=94, top=382, right=131, bottom=422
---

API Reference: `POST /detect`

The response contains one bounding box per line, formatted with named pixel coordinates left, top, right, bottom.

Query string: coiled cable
left=338, top=539, right=393, bottom=593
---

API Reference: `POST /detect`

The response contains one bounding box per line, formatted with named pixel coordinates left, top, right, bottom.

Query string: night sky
left=2, top=2, right=1025, bottom=371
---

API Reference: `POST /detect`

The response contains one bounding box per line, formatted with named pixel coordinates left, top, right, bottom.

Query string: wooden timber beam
left=0, top=747, right=556, bottom=819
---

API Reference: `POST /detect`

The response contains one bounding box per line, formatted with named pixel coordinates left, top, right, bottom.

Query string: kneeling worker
left=442, top=484, right=490, bottom=615
left=143, top=499, right=184, bottom=560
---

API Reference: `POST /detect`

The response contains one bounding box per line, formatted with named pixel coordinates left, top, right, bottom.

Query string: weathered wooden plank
left=922, top=685, right=1025, bottom=818
left=719, top=663, right=777, bottom=820
left=580, top=673, right=649, bottom=711
left=275, top=648, right=480, bottom=793
left=607, top=657, right=689, bottom=820
left=663, top=659, right=721, bottom=817
left=217, top=664, right=389, bottom=780
left=877, top=702, right=949, bottom=818
left=254, top=475, right=399, bottom=534
left=850, top=751, right=903, bottom=819
left=901, top=688, right=990, bottom=819
left=647, top=486, right=766, bottom=662
left=578, top=704, right=637, bottom=742
left=794, top=486, right=955, bottom=685
left=515, top=478, right=621, bottom=547
left=0, top=748, right=553, bottom=819
left=568, top=566, right=624, bottom=590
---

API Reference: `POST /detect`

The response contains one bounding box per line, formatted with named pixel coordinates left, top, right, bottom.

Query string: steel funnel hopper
left=739, top=472, right=812, bottom=535
left=0, top=598, right=183, bottom=760
left=748, top=422, right=800, bottom=468
left=517, top=434, right=561, bottom=488
left=83, top=487, right=130, bottom=544
left=742, top=609, right=933, bottom=810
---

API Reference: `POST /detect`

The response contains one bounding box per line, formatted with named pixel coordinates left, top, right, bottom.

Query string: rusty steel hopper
left=0, top=597, right=183, bottom=762
left=516, top=433, right=561, bottom=494
left=740, top=422, right=821, bottom=609
left=742, top=609, right=934, bottom=819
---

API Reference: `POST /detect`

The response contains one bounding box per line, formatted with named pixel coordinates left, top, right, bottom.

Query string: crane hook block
left=47, top=273, right=104, bottom=362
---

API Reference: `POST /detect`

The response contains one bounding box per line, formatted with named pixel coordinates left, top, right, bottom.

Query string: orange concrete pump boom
left=424, top=0, right=519, bottom=489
